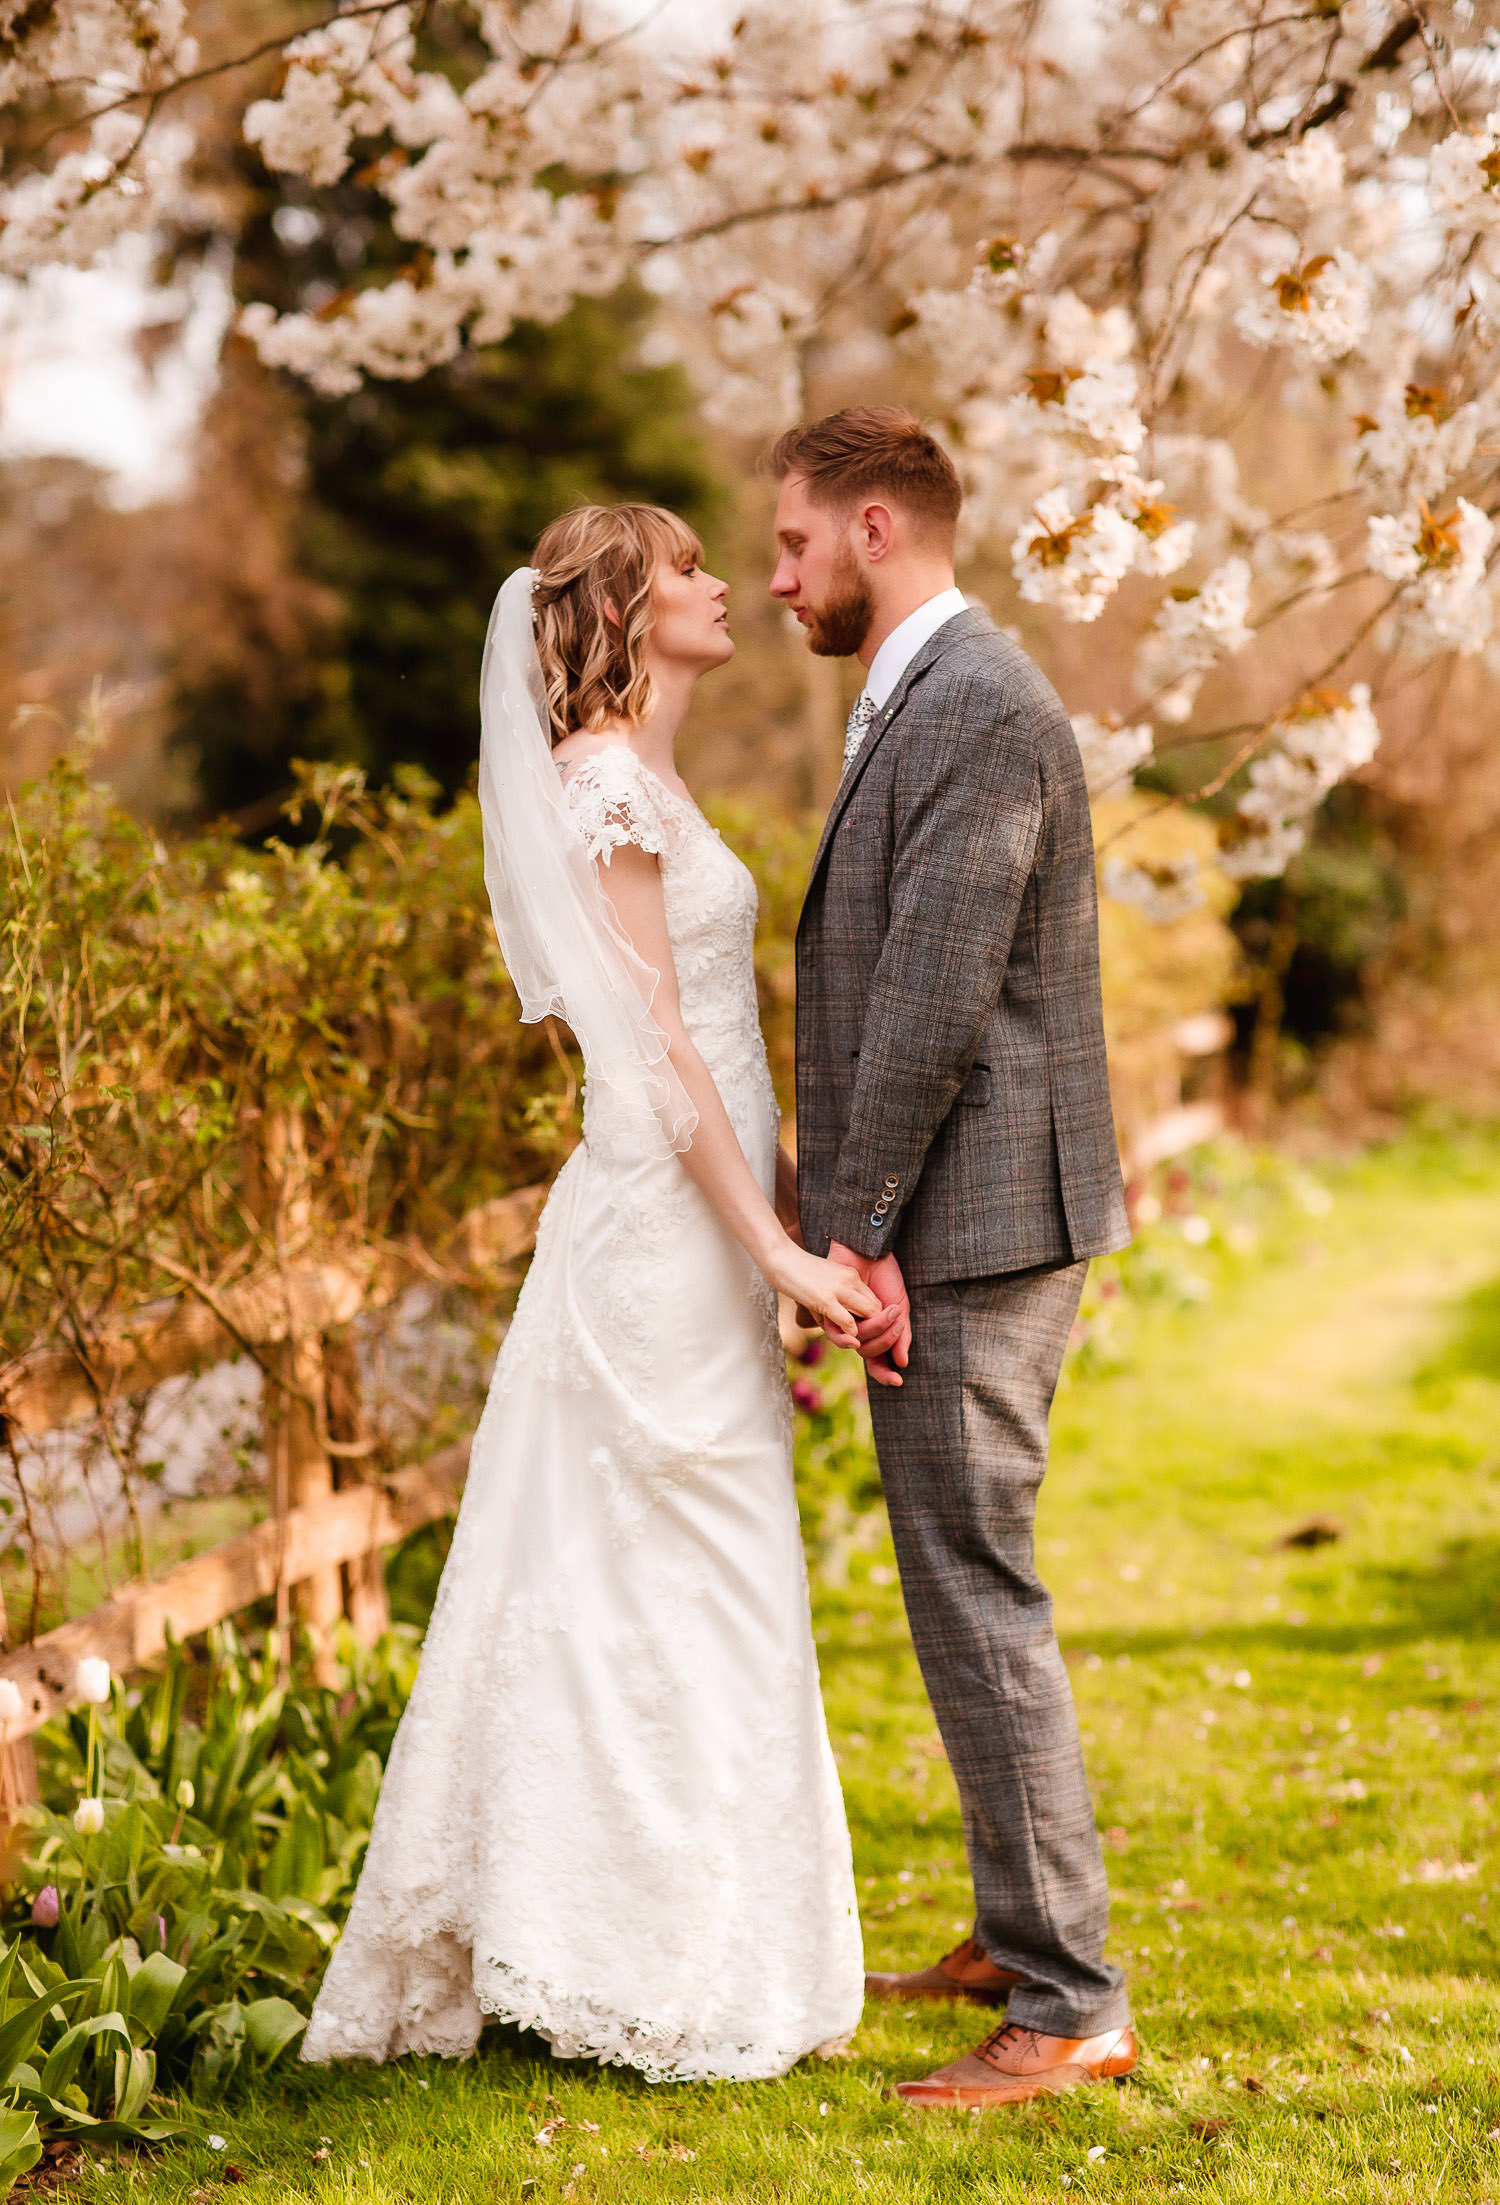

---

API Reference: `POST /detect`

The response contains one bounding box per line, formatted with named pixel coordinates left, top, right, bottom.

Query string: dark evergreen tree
left=177, top=137, right=718, bottom=815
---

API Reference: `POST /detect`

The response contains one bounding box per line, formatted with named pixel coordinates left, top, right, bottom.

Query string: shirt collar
left=863, top=587, right=970, bottom=710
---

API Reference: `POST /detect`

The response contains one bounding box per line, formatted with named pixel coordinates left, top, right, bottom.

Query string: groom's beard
left=801, top=544, right=875, bottom=659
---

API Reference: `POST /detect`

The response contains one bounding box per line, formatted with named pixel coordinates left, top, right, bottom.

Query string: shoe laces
left=977, top=2021, right=1043, bottom=2065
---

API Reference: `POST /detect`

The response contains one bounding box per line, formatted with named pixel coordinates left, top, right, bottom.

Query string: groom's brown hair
left=767, top=406, right=962, bottom=545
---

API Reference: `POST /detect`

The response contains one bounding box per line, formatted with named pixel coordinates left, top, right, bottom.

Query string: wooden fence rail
left=0, top=1164, right=547, bottom=1796
left=0, top=1185, right=547, bottom=1438
left=0, top=1440, right=472, bottom=1745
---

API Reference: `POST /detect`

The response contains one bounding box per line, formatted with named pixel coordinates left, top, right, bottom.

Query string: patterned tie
left=843, top=691, right=878, bottom=774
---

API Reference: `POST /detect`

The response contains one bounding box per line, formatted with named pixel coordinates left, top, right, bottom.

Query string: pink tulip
left=798, top=1338, right=827, bottom=1368
left=791, top=1379, right=824, bottom=1415
left=31, top=1885, right=59, bottom=1928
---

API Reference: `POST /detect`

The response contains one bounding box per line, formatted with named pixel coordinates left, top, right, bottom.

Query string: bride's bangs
left=531, top=503, right=703, bottom=744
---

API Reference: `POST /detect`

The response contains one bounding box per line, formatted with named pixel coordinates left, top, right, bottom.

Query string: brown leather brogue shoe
left=895, top=2019, right=1138, bottom=2108
left=865, top=1934, right=1024, bottom=2007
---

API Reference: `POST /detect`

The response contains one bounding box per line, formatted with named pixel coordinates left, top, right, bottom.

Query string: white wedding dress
left=303, top=743, right=863, bottom=2081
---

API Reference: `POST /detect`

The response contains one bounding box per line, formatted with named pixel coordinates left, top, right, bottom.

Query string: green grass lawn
left=60, top=1130, right=1500, bottom=2203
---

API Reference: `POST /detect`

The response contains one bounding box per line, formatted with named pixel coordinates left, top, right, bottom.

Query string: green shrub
left=0, top=1622, right=421, bottom=2184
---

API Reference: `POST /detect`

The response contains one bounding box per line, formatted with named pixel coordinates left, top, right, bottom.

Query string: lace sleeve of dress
left=559, top=748, right=675, bottom=866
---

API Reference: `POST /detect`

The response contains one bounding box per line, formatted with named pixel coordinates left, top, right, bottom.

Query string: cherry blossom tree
left=4, top=1, right=1498, bottom=904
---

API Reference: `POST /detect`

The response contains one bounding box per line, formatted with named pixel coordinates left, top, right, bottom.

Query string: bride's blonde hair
left=531, top=502, right=704, bottom=746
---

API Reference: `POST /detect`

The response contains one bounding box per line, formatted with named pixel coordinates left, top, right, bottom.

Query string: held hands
left=825, top=1243, right=913, bottom=1388
left=769, top=1241, right=882, bottom=1345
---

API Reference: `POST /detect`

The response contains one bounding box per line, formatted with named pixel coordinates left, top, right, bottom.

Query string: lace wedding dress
left=303, top=743, right=863, bottom=2081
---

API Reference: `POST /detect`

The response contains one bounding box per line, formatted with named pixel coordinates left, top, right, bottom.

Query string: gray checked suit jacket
left=795, top=606, right=1129, bottom=1286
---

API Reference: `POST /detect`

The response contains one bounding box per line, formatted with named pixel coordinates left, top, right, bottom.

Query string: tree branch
left=7, top=2, right=412, bottom=180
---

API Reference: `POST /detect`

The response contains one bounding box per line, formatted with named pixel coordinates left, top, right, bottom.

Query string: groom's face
left=770, top=475, right=875, bottom=658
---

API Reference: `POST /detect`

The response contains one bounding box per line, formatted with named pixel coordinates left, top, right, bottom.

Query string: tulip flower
left=791, top=1379, right=824, bottom=1415
left=73, top=1796, right=104, bottom=1835
left=73, top=1657, right=111, bottom=1705
left=30, top=1885, right=59, bottom=1928
left=175, top=1778, right=195, bottom=1810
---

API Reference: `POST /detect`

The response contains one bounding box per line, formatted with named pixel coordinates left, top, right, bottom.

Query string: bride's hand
left=769, top=1242, right=882, bottom=1348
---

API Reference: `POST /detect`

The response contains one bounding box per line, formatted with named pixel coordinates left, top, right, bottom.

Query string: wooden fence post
left=0, top=1612, right=38, bottom=1834
left=0, top=1174, right=549, bottom=1710
left=323, top=1329, right=390, bottom=1645
left=258, top=1109, right=343, bottom=1687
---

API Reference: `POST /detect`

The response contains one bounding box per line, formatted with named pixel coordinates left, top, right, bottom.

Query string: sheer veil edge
left=476, top=566, right=697, bottom=1158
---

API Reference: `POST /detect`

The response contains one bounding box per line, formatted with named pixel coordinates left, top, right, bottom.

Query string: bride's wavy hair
left=530, top=503, right=704, bottom=745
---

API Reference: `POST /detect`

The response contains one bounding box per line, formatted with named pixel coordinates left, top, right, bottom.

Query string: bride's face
left=647, top=554, right=734, bottom=676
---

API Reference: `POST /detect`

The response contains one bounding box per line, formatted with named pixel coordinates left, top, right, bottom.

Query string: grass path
left=68, top=1133, right=1500, bottom=2202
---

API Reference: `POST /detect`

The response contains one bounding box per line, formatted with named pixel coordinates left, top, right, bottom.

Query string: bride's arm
left=774, top=1144, right=802, bottom=1240
left=597, top=842, right=882, bottom=1347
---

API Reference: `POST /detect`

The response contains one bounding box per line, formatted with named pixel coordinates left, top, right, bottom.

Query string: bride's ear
left=602, top=596, right=621, bottom=628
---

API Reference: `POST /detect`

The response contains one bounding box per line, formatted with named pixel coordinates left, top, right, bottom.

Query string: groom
left=771, top=407, right=1136, bottom=2108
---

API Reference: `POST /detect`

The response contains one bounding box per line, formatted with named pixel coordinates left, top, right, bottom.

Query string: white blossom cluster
left=1135, top=561, right=1254, bottom=724
left=6, top=0, right=1500, bottom=892
left=1009, top=466, right=1194, bottom=625
left=1011, top=489, right=1141, bottom=624
left=1221, top=686, right=1382, bottom=881
left=0, top=0, right=197, bottom=264
left=1101, top=855, right=1205, bottom=926
left=1234, top=249, right=1374, bottom=364
left=0, top=0, right=194, bottom=108
left=1356, top=391, right=1483, bottom=507
left=1273, top=132, right=1347, bottom=213
left=1007, top=358, right=1146, bottom=459
left=1367, top=503, right=1486, bottom=586
left=1368, top=499, right=1497, bottom=654
left=1071, top=715, right=1155, bottom=800
left=1428, top=107, right=1500, bottom=245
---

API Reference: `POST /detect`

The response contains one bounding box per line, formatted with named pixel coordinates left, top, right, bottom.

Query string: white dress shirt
left=862, top=586, right=970, bottom=710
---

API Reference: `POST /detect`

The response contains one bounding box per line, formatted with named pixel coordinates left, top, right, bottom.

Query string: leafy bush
left=0, top=754, right=574, bottom=1620
left=0, top=1622, right=421, bottom=2188
left=0, top=756, right=572, bottom=1367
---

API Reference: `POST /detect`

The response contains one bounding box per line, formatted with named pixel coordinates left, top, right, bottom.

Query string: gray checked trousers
left=865, top=1260, right=1130, bottom=2037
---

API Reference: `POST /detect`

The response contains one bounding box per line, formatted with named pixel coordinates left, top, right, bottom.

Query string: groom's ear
left=858, top=500, right=897, bottom=565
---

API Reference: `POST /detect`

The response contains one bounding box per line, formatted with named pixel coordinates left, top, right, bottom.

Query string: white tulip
left=175, top=1779, right=195, bottom=1810
left=73, top=1656, right=112, bottom=1705
left=0, top=1679, right=24, bottom=1725
left=73, top=1796, right=105, bottom=1836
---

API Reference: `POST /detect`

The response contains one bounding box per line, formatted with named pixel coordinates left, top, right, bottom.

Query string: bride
left=302, top=503, right=881, bottom=2081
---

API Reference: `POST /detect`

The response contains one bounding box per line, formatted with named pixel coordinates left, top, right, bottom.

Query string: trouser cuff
left=1003, top=1986, right=1133, bottom=2039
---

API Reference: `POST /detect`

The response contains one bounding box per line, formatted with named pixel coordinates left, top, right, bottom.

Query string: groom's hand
left=826, top=1243, right=912, bottom=1387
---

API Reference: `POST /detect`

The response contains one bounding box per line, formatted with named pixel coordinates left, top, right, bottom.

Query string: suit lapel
left=803, top=606, right=989, bottom=896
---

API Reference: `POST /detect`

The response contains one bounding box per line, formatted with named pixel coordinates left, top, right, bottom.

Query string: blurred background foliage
left=175, top=286, right=719, bottom=822
left=2, top=16, right=1497, bottom=1149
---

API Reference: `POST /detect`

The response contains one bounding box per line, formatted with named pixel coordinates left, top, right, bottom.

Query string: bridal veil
left=476, top=567, right=696, bottom=1156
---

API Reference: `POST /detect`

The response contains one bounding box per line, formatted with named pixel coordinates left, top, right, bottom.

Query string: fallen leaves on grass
left=1280, top=1516, right=1342, bottom=1547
